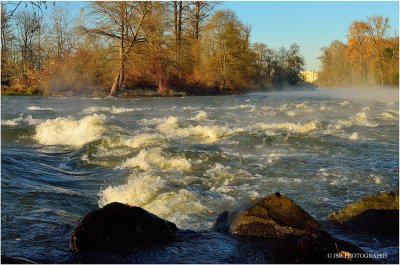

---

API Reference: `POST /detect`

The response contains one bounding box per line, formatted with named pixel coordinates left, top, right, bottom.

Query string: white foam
left=286, top=111, right=297, bottom=117
left=338, top=101, right=350, bottom=106
left=193, top=111, right=208, bottom=121
left=26, top=106, right=54, bottom=111
left=123, top=133, right=164, bottom=149
left=330, top=112, right=378, bottom=130
left=138, top=117, right=166, bottom=126
left=226, top=104, right=253, bottom=110
left=370, top=175, right=382, bottom=184
left=349, top=132, right=360, bottom=140
left=121, top=148, right=192, bottom=172
left=1, top=120, right=19, bottom=126
left=352, top=112, right=378, bottom=127
left=255, top=120, right=319, bottom=133
left=276, top=177, right=303, bottom=184
left=1, top=114, right=42, bottom=126
left=144, top=189, right=208, bottom=225
left=204, top=163, right=253, bottom=191
left=157, top=116, right=242, bottom=143
left=99, top=173, right=208, bottom=228
left=263, top=152, right=285, bottom=164
left=353, top=112, right=367, bottom=123
left=318, top=104, right=332, bottom=111
left=380, top=111, right=398, bottom=120
left=99, top=174, right=165, bottom=207
left=83, top=106, right=135, bottom=114
left=34, top=114, right=106, bottom=147
left=293, top=103, right=309, bottom=109
left=183, top=106, right=200, bottom=110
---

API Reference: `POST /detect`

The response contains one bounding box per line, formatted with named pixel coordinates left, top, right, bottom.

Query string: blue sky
left=222, top=1, right=399, bottom=70
left=60, top=1, right=399, bottom=71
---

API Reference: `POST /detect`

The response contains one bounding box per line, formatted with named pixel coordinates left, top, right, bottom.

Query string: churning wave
left=99, top=172, right=208, bottom=228
left=83, top=106, right=136, bottom=114
left=34, top=114, right=107, bottom=147
left=1, top=114, right=42, bottom=127
left=157, top=115, right=243, bottom=143
left=120, top=148, right=192, bottom=172
left=26, top=106, right=54, bottom=111
left=255, top=120, right=320, bottom=134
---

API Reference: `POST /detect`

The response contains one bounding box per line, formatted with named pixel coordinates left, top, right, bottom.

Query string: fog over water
left=1, top=88, right=398, bottom=263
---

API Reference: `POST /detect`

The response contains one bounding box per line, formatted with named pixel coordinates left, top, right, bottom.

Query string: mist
left=315, top=87, right=399, bottom=102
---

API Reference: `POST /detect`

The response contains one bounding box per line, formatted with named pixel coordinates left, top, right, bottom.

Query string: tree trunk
left=157, top=78, right=167, bottom=94
left=379, top=62, right=384, bottom=86
left=109, top=3, right=126, bottom=97
left=109, top=48, right=124, bottom=97
left=174, top=2, right=178, bottom=64
left=178, top=1, right=182, bottom=79
left=110, top=71, right=120, bottom=96
left=174, top=1, right=183, bottom=79
left=220, top=45, right=227, bottom=91
left=194, top=2, right=200, bottom=41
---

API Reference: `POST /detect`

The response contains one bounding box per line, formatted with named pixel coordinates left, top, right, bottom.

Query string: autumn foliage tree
left=1, top=1, right=308, bottom=96
left=318, top=16, right=398, bottom=87
left=198, top=10, right=255, bottom=92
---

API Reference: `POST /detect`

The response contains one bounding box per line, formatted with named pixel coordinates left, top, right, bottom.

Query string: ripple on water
left=1, top=93, right=398, bottom=263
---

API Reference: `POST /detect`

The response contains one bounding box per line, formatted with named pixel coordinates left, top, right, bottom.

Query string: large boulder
left=70, top=202, right=177, bottom=252
left=328, top=192, right=399, bottom=236
left=214, top=192, right=376, bottom=263
left=214, top=192, right=320, bottom=238
left=271, top=231, right=375, bottom=264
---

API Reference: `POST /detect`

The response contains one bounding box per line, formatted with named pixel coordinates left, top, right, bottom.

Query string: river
left=1, top=88, right=399, bottom=263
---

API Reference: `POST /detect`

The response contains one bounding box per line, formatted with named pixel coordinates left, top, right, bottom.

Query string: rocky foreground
left=328, top=192, right=399, bottom=236
left=2, top=191, right=398, bottom=264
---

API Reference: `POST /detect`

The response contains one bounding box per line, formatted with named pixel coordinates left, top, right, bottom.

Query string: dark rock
left=214, top=193, right=377, bottom=263
left=328, top=192, right=399, bottom=236
left=70, top=202, right=177, bottom=252
left=271, top=231, right=375, bottom=264
left=1, top=255, right=36, bottom=264
left=214, top=192, right=320, bottom=238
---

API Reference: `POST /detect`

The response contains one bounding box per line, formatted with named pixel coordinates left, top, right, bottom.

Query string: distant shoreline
left=1, top=83, right=317, bottom=98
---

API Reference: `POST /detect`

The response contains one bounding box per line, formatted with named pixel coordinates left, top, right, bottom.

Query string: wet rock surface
left=65, top=193, right=397, bottom=263
left=328, top=192, right=399, bottom=236
left=271, top=231, right=375, bottom=264
left=214, top=192, right=381, bottom=264
left=214, top=192, right=321, bottom=238
left=70, top=202, right=177, bottom=252
left=69, top=229, right=274, bottom=264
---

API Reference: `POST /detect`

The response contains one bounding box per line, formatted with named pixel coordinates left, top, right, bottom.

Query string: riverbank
left=0, top=82, right=316, bottom=97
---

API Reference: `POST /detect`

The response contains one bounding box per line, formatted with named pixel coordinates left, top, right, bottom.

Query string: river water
left=1, top=89, right=399, bottom=263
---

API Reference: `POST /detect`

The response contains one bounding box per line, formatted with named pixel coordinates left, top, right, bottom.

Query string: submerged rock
left=214, top=192, right=320, bottom=238
left=70, top=202, right=177, bottom=252
left=271, top=231, right=375, bottom=264
left=328, top=192, right=399, bottom=236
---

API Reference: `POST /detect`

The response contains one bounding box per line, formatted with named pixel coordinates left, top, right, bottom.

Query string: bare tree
left=172, top=1, right=184, bottom=78
left=50, top=4, right=77, bottom=61
left=188, top=1, right=218, bottom=41
left=1, top=1, right=48, bottom=28
left=14, top=11, right=39, bottom=66
left=81, top=1, right=153, bottom=96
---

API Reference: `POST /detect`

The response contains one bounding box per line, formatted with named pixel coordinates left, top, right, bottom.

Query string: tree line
left=1, top=1, right=306, bottom=96
left=318, top=16, right=399, bottom=87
